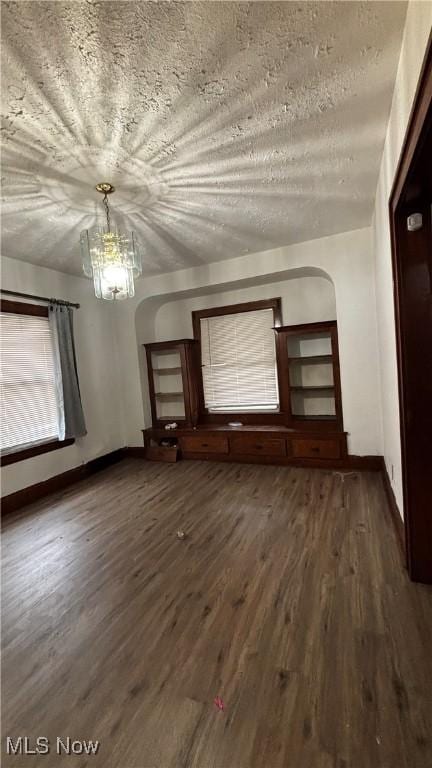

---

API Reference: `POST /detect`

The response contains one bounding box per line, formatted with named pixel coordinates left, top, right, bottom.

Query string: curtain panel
left=49, top=304, right=87, bottom=441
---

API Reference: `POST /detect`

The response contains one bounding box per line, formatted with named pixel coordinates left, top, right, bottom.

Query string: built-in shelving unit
left=143, top=319, right=346, bottom=466
left=275, top=321, right=343, bottom=427
left=144, top=339, right=200, bottom=428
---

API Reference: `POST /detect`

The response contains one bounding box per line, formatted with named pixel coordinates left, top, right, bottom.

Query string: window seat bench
left=142, top=424, right=353, bottom=469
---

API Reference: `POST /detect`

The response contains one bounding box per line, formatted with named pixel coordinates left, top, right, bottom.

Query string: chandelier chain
left=103, top=193, right=111, bottom=232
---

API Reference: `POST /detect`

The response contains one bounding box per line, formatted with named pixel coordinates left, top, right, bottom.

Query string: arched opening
left=135, top=267, right=336, bottom=427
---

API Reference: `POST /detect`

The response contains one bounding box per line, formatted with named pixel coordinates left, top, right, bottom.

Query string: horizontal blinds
left=201, top=308, right=279, bottom=412
left=0, top=312, right=59, bottom=451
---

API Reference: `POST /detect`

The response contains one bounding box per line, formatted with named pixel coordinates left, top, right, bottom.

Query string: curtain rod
left=1, top=289, right=80, bottom=309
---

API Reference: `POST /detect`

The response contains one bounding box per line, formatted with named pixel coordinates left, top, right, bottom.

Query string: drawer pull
left=202, top=443, right=209, bottom=447
left=311, top=447, right=320, bottom=453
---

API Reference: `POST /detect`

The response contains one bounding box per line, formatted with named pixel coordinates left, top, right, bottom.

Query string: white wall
left=119, top=226, right=381, bottom=456
left=1, top=256, right=126, bottom=496
left=373, top=2, right=432, bottom=518
left=153, top=275, right=336, bottom=341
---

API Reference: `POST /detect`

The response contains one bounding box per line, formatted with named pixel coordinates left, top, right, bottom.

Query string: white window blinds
left=0, top=312, right=59, bottom=452
left=200, top=308, right=279, bottom=412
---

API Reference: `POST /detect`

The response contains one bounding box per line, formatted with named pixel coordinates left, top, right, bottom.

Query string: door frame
left=389, top=34, right=432, bottom=582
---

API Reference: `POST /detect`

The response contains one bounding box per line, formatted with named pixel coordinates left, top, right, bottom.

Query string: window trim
left=0, top=299, right=74, bottom=466
left=192, top=298, right=282, bottom=423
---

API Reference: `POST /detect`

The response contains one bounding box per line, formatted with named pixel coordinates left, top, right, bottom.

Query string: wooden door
left=390, top=41, right=432, bottom=582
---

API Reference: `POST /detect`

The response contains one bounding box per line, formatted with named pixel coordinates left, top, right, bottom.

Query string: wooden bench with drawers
left=142, top=425, right=348, bottom=468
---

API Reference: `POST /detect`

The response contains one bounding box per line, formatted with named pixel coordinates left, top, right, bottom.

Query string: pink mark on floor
left=214, top=695, right=225, bottom=711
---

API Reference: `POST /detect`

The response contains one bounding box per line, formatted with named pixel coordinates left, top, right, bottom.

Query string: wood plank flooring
left=2, top=459, right=432, bottom=768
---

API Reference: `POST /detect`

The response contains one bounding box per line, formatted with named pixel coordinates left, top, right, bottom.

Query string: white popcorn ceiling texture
left=1, top=1, right=406, bottom=276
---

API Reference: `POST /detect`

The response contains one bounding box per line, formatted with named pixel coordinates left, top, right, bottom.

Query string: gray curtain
left=49, top=304, right=87, bottom=440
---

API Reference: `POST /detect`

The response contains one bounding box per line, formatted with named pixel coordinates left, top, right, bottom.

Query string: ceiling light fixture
left=80, top=183, right=142, bottom=300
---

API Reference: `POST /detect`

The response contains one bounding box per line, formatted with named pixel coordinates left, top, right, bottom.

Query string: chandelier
left=80, top=183, right=142, bottom=300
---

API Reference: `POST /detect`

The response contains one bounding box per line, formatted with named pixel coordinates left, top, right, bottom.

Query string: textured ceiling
left=1, top=1, right=406, bottom=276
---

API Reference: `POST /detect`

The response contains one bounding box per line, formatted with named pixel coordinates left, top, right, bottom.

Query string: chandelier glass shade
left=80, top=184, right=142, bottom=300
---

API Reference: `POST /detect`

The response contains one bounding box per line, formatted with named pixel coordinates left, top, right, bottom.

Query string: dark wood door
left=395, top=198, right=432, bottom=582
left=391, top=44, right=432, bottom=582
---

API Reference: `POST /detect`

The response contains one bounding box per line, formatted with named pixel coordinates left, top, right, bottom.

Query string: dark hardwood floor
left=2, top=459, right=432, bottom=767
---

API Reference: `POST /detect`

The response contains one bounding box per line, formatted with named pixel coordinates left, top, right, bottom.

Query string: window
left=1, top=306, right=59, bottom=455
left=199, top=306, right=279, bottom=412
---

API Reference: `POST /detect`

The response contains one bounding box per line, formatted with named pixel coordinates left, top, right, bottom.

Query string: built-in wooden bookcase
left=143, top=320, right=346, bottom=467
left=144, top=340, right=199, bottom=428
left=275, top=321, right=343, bottom=428
left=145, top=322, right=343, bottom=431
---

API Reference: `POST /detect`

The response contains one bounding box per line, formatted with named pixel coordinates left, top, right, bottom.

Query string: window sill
left=207, top=409, right=280, bottom=414
left=0, top=438, right=75, bottom=467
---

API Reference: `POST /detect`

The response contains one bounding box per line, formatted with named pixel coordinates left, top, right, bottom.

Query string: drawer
left=291, top=438, right=340, bottom=460
left=230, top=435, right=286, bottom=456
left=146, top=445, right=178, bottom=462
left=180, top=435, right=229, bottom=454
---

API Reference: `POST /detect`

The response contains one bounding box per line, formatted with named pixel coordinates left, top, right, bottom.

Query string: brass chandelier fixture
left=80, top=183, right=142, bottom=300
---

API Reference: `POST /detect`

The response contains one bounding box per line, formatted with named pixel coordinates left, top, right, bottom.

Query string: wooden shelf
left=156, top=416, right=186, bottom=423
left=292, top=414, right=337, bottom=421
left=288, top=355, right=333, bottom=364
left=290, top=385, right=335, bottom=392
left=155, top=392, right=184, bottom=400
left=152, top=367, right=182, bottom=374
